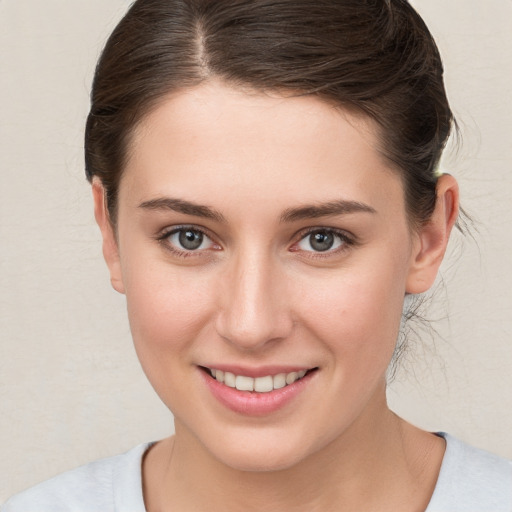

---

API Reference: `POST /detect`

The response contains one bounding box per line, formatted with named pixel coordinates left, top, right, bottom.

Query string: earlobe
left=92, top=179, right=125, bottom=294
left=406, top=174, right=459, bottom=294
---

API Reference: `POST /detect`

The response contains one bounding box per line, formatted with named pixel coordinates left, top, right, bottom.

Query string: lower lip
left=200, top=369, right=316, bottom=416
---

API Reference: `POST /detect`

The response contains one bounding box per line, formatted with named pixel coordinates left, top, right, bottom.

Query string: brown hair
left=85, top=0, right=453, bottom=227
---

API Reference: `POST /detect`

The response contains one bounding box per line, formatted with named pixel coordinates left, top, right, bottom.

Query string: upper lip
left=199, top=364, right=316, bottom=378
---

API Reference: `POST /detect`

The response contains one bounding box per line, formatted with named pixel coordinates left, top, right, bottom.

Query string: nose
left=214, top=250, right=294, bottom=351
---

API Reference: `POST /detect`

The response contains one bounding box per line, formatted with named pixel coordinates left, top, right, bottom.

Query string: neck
left=143, top=397, right=444, bottom=512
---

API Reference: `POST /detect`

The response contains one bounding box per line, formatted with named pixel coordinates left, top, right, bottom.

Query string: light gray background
left=1, top=0, right=511, bottom=501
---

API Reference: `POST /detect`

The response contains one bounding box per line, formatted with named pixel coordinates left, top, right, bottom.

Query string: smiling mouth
left=201, top=367, right=317, bottom=393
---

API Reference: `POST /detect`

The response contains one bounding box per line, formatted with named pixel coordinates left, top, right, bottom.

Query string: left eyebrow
left=280, top=200, right=376, bottom=223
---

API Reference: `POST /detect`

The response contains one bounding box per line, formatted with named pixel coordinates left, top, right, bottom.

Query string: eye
left=296, top=229, right=349, bottom=253
left=162, top=227, right=218, bottom=253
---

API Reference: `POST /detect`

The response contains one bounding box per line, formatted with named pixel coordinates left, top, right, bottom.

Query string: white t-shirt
left=2, top=433, right=511, bottom=511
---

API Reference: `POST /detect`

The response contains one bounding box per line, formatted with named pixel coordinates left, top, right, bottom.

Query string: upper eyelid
left=294, top=226, right=355, bottom=242
left=157, top=226, right=220, bottom=257
left=157, top=225, right=218, bottom=250
left=158, top=224, right=213, bottom=239
left=292, top=228, right=357, bottom=255
left=156, top=225, right=355, bottom=250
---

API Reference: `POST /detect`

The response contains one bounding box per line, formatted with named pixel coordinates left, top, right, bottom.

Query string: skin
left=94, top=81, right=459, bottom=511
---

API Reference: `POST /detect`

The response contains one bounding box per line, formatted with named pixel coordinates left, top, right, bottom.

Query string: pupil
left=179, top=230, right=203, bottom=250
left=310, top=231, right=334, bottom=252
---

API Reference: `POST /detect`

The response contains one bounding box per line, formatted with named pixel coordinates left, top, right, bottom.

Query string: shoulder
left=427, top=433, right=512, bottom=512
left=1, top=443, right=151, bottom=512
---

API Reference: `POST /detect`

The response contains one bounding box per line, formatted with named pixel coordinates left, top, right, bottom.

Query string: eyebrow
left=280, top=200, right=376, bottom=222
left=138, top=197, right=226, bottom=223
left=138, top=197, right=376, bottom=223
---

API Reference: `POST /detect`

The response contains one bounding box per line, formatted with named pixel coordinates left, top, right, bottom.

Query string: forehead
left=121, top=81, right=404, bottom=217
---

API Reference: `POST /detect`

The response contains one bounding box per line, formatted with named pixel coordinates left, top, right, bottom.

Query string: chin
left=200, top=427, right=318, bottom=473
left=215, top=447, right=305, bottom=473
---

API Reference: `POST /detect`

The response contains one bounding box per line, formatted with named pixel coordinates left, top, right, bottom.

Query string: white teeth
left=209, top=368, right=310, bottom=393
left=254, top=375, right=273, bottom=393
left=273, top=373, right=286, bottom=389
left=224, top=372, right=236, bottom=388
left=235, top=375, right=254, bottom=391
left=285, top=372, right=298, bottom=385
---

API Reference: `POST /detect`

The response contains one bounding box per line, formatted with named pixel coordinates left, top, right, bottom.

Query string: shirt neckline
left=122, top=433, right=506, bottom=512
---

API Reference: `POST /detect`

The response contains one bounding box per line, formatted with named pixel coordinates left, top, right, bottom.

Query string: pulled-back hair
left=85, top=0, right=453, bottom=227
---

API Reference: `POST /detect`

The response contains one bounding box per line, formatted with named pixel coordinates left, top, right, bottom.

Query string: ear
left=406, top=174, right=459, bottom=294
left=92, top=178, right=125, bottom=294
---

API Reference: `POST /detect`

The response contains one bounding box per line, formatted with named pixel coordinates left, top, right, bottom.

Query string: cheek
left=121, top=253, right=216, bottom=361
left=295, top=254, right=408, bottom=364
left=121, top=260, right=219, bottom=411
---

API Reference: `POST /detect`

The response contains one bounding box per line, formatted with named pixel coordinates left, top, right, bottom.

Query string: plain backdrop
left=1, top=0, right=511, bottom=501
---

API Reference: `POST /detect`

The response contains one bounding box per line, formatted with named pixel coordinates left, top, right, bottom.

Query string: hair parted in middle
left=85, top=0, right=454, bottom=228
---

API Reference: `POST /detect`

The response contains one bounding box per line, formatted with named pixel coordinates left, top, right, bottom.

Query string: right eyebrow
left=138, top=197, right=226, bottom=223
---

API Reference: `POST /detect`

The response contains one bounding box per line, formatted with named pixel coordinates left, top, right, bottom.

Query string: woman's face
left=104, top=82, right=425, bottom=470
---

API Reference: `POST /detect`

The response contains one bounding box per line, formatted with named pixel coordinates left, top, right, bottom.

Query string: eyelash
left=157, top=225, right=219, bottom=258
left=156, top=225, right=356, bottom=259
left=291, top=227, right=356, bottom=257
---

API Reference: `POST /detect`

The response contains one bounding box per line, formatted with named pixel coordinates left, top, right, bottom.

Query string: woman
left=3, top=0, right=511, bottom=510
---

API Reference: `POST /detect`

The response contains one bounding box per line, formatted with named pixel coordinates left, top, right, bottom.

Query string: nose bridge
left=215, top=245, right=291, bottom=350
